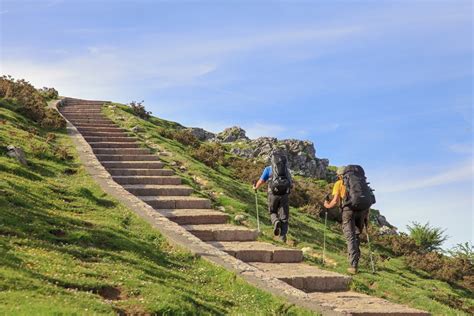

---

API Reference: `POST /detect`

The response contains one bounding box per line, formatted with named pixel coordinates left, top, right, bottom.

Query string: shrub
left=448, top=242, right=474, bottom=264
left=405, top=251, right=473, bottom=289
left=374, top=233, right=419, bottom=257
left=38, top=87, right=59, bottom=100
left=129, top=100, right=151, bottom=120
left=41, top=108, right=66, bottom=129
left=191, top=143, right=226, bottom=169
left=0, top=76, right=64, bottom=129
left=54, top=145, right=73, bottom=161
left=407, top=222, right=448, bottom=253
left=227, top=157, right=266, bottom=184
left=170, top=130, right=200, bottom=148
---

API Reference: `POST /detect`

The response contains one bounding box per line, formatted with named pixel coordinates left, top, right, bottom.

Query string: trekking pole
left=323, top=209, right=328, bottom=266
left=366, top=211, right=376, bottom=274
left=252, top=181, right=260, bottom=232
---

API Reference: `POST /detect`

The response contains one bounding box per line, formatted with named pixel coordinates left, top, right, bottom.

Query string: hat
left=336, top=166, right=346, bottom=176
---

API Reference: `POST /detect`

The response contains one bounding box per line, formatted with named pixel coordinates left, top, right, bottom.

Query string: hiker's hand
left=323, top=201, right=330, bottom=208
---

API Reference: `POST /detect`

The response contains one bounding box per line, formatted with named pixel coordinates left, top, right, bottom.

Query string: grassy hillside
left=103, top=103, right=474, bottom=316
left=0, top=99, right=315, bottom=315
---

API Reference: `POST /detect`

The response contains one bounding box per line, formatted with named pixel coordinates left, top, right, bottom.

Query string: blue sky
left=1, top=0, right=472, bottom=248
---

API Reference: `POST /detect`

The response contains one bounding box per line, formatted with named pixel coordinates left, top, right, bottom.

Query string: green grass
left=103, top=103, right=474, bottom=316
left=0, top=99, right=315, bottom=315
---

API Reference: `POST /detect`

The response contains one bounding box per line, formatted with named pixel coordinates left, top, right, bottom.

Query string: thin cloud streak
left=378, top=160, right=473, bottom=193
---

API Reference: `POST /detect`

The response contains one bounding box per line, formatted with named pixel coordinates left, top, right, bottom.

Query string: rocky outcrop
left=186, top=127, right=215, bottom=141
left=230, top=137, right=329, bottom=179
left=216, top=126, right=249, bottom=143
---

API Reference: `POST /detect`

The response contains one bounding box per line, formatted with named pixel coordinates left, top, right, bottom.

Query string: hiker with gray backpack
left=324, top=165, right=376, bottom=274
left=253, top=150, right=292, bottom=243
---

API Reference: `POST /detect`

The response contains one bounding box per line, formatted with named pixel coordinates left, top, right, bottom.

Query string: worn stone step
left=101, top=161, right=164, bottom=169
left=139, top=196, right=211, bottom=209
left=183, top=224, right=259, bottom=241
left=112, top=176, right=181, bottom=185
left=160, top=209, right=229, bottom=225
left=77, top=127, right=126, bottom=133
left=70, top=120, right=114, bottom=125
left=108, top=169, right=171, bottom=176
left=73, top=124, right=118, bottom=129
left=92, top=148, right=151, bottom=155
left=96, top=154, right=159, bottom=161
left=123, top=184, right=191, bottom=195
left=64, top=114, right=106, bottom=118
left=308, top=291, right=429, bottom=315
left=209, top=241, right=303, bottom=263
left=89, top=142, right=140, bottom=149
left=61, top=111, right=103, bottom=115
left=250, top=263, right=351, bottom=293
left=80, top=131, right=128, bottom=137
left=84, top=136, right=137, bottom=142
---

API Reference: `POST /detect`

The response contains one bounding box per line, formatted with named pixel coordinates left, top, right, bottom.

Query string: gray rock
left=376, top=214, right=396, bottom=229
left=131, top=125, right=143, bottom=133
left=216, top=126, right=249, bottom=143
left=217, top=206, right=226, bottom=212
left=234, top=214, right=246, bottom=223
left=186, top=127, right=215, bottom=141
left=7, top=145, right=28, bottom=166
left=379, top=225, right=398, bottom=236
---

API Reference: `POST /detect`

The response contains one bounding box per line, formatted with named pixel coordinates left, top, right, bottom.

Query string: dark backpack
left=342, top=165, right=376, bottom=211
left=269, top=153, right=291, bottom=196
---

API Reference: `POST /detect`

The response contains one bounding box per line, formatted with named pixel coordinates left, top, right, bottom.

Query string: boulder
left=131, top=125, right=143, bottom=133
left=376, top=214, right=396, bottom=229
left=186, top=127, right=215, bottom=141
left=216, top=126, right=249, bottom=143
left=7, top=145, right=28, bottom=166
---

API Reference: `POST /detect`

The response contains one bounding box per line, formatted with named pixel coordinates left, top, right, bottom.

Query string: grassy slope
left=103, top=103, right=474, bottom=316
left=0, top=99, right=315, bottom=315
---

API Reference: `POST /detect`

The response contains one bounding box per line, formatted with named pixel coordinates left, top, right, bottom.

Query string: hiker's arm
left=324, top=190, right=340, bottom=208
left=254, top=178, right=266, bottom=190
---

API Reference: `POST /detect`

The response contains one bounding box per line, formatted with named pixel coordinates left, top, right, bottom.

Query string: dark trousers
left=342, top=208, right=368, bottom=268
left=268, top=193, right=290, bottom=236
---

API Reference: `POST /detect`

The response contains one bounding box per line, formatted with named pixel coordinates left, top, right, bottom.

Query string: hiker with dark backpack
left=324, top=165, right=375, bottom=274
left=253, top=150, right=292, bottom=243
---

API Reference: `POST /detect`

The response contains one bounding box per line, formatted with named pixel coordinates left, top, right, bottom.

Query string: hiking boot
left=280, top=234, right=287, bottom=243
left=273, top=221, right=281, bottom=236
left=347, top=267, right=358, bottom=275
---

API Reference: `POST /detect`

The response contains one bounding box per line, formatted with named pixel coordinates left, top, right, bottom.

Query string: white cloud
left=375, top=160, right=473, bottom=193
left=449, top=143, right=473, bottom=154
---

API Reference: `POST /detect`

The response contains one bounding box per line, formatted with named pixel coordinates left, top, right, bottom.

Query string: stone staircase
left=59, top=98, right=429, bottom=315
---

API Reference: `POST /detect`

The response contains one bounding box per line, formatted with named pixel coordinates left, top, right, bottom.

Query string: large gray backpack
left=342, top=165, right=376, bottom=211
left=269, top=152, right=291, bottom=195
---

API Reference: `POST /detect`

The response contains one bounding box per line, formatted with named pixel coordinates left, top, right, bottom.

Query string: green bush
left=191, top=143, right=226, bottom=169
left=405, top=251, right=473, bottom=291
left=129, top=100, right=151, bottom=120
left=374, top=233, right=419, bottom=257
left=448, top=242, right=474, bottom=264
left=38, top=87, right=59, bottom=100
left=407, top=222, right=447, bottom=252
left=170, top=130, right=200, bottom=148
left=227, top=157, right=266, bottom=184
left=0, top=76, right=65, bottom=129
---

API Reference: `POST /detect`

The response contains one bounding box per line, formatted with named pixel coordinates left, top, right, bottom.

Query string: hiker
left=324, top=165, right=375, bottom=274
left=253, top=150, right=292, bottom=242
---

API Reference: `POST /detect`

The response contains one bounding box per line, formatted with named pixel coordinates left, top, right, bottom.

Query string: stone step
left=250, top=263, right=351, bottom=293
left=110, top=168, right=173, bottom=176
left=123, top=184, right=191, bottom=195
left=92, top=148, right=151, bottom=155
left=307, top=291, right=430, bottom=315
left=64, top=114, right=106, bottom=118
left=84, top=136, right=137, bottom=142
left=210, top=241, right=303, bottom=263
left=101, top=161, right=164, bottom=169
left=112, top=176, right=181, bottom=185
left=183, top=224, right=259, bottom=241
left=80, top=131, right=129, bottom=137
left=70, top=120, right=114, bottom=125
left=89, top=142, right=140, bottom=149
left=96, top=154, right=160, bottom=161
left=61, top=111, right=103, bottom=115
left=160, top=209, right=229, bottom=225
left=139, top=196, right=211, bottom=209
left=73, top=123, right=118, bottom=128
left=77, top=127, right=126, bottom=133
